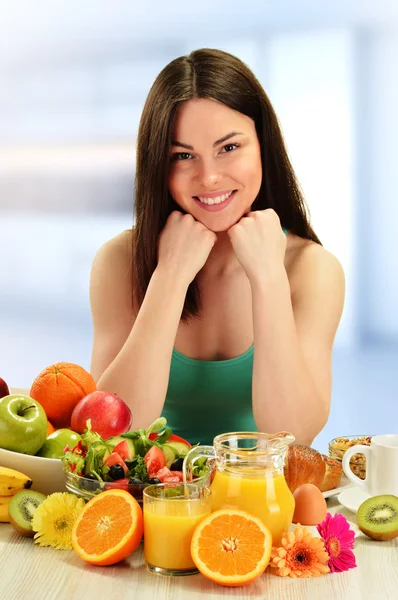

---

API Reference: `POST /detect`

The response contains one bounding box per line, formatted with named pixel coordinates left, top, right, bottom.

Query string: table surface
left=1, top=496, right=397, bottom=600
left=2, top=389, right=398, bottom=599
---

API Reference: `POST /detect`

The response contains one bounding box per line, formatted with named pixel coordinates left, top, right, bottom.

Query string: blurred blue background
left=0, top=0, right=397, bottom=452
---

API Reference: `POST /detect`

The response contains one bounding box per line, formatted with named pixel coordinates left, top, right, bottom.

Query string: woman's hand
left=157, top=211, right=217, bottom=285
left=227, top=209, right=287, bottom=282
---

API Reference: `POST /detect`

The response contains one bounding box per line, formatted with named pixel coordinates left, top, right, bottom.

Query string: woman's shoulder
left=285, top=233, right=345, bottom=299
left=90, top=228, right=135, bottom=291
left=90, top=228, right=138, bottom=318
left=92, top=228, right=134, bottom=267
left=89, top=229, right=137, bottom=344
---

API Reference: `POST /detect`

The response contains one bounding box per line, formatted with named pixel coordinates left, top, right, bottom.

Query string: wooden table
left=1, top=496, right=397, bottom=600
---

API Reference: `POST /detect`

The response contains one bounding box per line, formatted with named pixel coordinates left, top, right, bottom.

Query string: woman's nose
left=194, top=157, right=221, bottom=188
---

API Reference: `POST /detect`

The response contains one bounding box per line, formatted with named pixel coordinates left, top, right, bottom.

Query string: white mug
left=342, top=434, right=398, bottom=496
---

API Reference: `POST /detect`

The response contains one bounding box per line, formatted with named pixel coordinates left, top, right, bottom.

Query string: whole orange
left=30, top=362, right=97, bottom=428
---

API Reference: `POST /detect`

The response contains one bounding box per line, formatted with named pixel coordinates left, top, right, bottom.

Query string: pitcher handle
left=182, top=445, right=216, bottom=484
left=342, top=445, right=370, bottom=490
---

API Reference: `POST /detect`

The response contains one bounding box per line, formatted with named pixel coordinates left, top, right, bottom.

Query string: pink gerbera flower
left=317, top=513, right=357, bottom=573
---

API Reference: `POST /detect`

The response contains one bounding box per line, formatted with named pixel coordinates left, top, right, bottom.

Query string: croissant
left=284, top=445, right=342, bottom=493
left=319, top=454, right=343, bottom=492
left=284, top=444, right=326, bottom=492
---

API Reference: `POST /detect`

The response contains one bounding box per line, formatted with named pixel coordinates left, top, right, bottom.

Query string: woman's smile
left=193, top=190, right=237, bottom=211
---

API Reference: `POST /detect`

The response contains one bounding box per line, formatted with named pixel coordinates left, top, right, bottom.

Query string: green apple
left=0, top=394, right=48, bottom=455
left=36, top=429, right=82, bottom=459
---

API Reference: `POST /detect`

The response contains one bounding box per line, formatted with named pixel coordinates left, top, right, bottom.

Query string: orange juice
left=144, top=499, right=211, bottom=571
left=210, top=469, right=294, bottom=545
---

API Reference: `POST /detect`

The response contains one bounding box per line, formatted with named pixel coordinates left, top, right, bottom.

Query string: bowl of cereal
left=328, top=435, right=373, bottom=480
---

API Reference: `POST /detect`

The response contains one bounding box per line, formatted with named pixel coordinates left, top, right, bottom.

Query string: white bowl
left=0, top=447, right=66, bottom=496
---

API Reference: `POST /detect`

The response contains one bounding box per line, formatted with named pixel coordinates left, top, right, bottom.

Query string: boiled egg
left=292, top=483, right=327, bottom=525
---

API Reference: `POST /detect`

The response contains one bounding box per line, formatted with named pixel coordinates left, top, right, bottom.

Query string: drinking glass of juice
left=143, top=482, right=212, bottom=576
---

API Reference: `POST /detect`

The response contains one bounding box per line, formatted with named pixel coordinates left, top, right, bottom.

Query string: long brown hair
left=133, top=48, right=320, bottom=321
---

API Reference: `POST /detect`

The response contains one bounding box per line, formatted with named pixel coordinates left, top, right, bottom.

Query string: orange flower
left=269, top=524, right=330, bottom=578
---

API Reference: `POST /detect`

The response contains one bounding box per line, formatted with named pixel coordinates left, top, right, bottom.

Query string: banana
left=0, top=466, right=33, bottom=496
left=0, top=495, right=12, bottom=522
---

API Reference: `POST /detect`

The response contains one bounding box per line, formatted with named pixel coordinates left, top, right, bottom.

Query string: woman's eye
left=220, top=143, right=239, bottom=153
left=172, top=152, right=192, bottom=161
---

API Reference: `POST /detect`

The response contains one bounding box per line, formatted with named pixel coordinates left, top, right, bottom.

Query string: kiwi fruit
left=357, top=494, right=398, bottom=541
left=8, top=490, right=47, bottom=537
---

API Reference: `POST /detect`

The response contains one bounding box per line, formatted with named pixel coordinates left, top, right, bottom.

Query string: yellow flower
left=32, top=492, right=85, bottom=550
left=269, top=523, right=330, bottom=578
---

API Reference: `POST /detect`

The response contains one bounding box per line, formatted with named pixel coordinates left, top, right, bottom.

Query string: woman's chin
left=201, top=213, right=247, bottom=233
left=204, top=221, right=230, bottom=233
left=199, top=221, right=233, bottom=233
left=188, top=200, right=253, bottom=232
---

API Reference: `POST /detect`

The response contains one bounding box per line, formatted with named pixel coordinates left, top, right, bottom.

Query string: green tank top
left=161, top=345, right=256, bottom=446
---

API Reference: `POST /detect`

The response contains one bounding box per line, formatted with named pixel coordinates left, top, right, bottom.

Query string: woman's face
left=168, top=98, right=262, bottom=232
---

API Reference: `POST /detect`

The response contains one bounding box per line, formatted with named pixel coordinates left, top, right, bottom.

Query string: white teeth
left=197, top=191, right=234, bottom=205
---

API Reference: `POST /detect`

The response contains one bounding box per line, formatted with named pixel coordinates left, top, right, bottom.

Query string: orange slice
left=191, top=509, right=272, bottom=587
left=71, top=490, right=143, bottom=565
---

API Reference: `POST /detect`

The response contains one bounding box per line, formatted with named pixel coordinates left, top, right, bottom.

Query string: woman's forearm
left=97, top=266, right=188, bottom=429
left=251, top=267, right=326, bottom=445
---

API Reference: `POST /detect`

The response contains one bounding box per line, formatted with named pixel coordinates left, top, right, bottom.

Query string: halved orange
left=71, top=489, right=143, bottom=566
left=191, top=509, right=272, bottom=587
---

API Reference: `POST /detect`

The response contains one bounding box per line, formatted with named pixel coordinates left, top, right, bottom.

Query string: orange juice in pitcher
left=183, top=432, right=295, bottom=545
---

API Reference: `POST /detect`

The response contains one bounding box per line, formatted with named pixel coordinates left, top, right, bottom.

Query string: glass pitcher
left=183, top=431, right=295, bottom=545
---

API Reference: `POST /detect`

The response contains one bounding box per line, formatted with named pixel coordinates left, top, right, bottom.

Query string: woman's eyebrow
left=171, top=131, right=243, bottom=150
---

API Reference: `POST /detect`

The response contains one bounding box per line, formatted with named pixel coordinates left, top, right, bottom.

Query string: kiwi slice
left=357, top=494, right=398, bottom=541
left=8, top=490, right=47, bottom=537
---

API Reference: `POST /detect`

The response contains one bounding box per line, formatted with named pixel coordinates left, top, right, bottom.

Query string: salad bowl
left=64, top=470, right=148, bottom=503
left=65, top=468, right=212, bottom=504
left=62, top=418, right=208, bottom=504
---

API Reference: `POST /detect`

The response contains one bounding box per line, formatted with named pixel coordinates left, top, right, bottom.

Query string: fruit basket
left=328, top=435, right=373, bottom=480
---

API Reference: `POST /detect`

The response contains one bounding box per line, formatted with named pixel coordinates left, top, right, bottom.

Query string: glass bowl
left=64, top=471, right=148, bottom=504
left=328, top=435, right=373, bottom=480
left=64, top=470, right=212, bottom=504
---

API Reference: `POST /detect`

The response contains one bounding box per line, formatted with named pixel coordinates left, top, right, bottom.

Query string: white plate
left=338, top=486, right=371, bottom=513
left=322, top=474, right=353, bottom=499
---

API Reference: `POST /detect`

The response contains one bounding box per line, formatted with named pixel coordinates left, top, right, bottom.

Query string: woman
left=89, top=48, right=345, bottom=446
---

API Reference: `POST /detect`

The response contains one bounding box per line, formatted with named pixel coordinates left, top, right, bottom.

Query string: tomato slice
left=170, top=471, right=184, bottom=482
left=144, top=446, right=167, bottom=476
left=148, top=433, right=191, bottom=447
left=104, top=452, right=129, bottom=475
left=112, top=440, right=133, bottom=461
left=155, top=466, right=172, bottom=482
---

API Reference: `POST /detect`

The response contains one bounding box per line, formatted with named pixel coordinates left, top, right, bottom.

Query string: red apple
left=0, top=377, right=10, bottom=399
left=70, top=391, right=132, bottom=439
